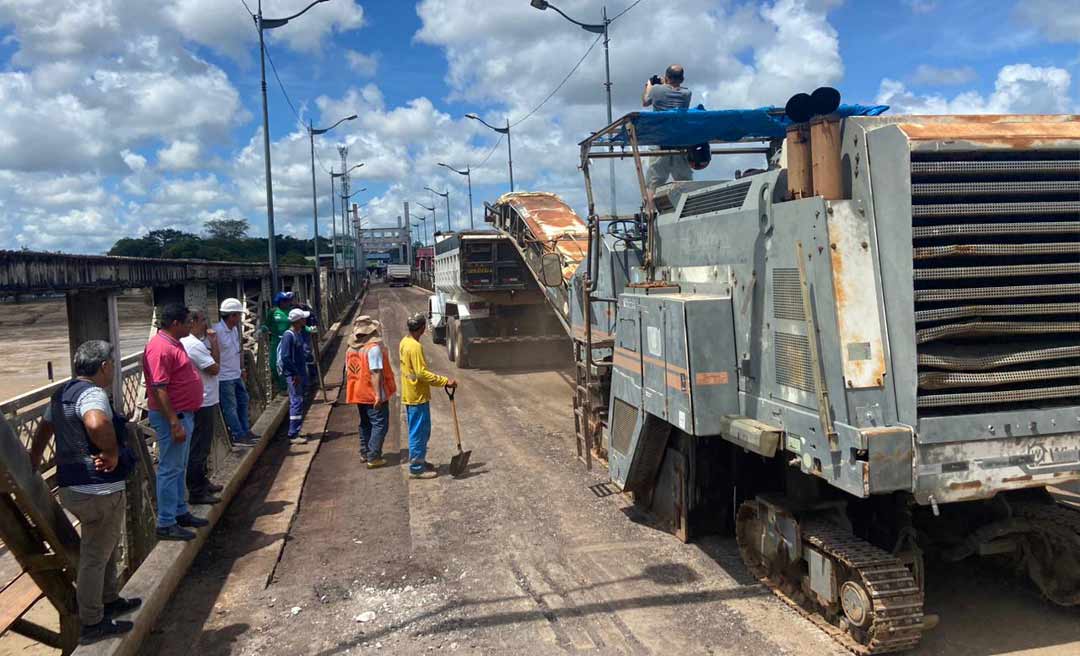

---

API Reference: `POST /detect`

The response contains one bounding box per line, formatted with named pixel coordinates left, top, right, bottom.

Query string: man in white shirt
left=215, top=298, right=258, bottom=446
left=181, top=309, right=222, bottom=505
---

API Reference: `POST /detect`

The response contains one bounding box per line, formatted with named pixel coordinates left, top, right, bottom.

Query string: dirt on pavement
left=143, top=285, right=1080, bottom=656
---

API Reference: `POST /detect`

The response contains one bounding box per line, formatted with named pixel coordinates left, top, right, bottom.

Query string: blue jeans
left=218, top=378, right=251, bottom=438
left=287, top=375, right=304, bottom=437
left=358, top=403, right=389, bottom=459
left=406, top=403, right=432, bottom=474
left=150, top=410, right=194, bottom=528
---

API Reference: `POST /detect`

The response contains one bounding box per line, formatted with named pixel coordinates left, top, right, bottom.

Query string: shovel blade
left=449, top=449, right=472, bottom=477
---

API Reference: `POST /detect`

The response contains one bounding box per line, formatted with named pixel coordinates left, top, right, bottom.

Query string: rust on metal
left=896, top=115, right=1080, bottom=149
left=495, top=192, right=587, bottom=281
left=826, top=202, right=887, bottom=389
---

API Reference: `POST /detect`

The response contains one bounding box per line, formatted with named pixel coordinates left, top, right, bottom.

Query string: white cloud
left=910, top=64, right=977, bottom=86
left=1016, top=0, right=1080, bottom=43
left=345, top=50, right=378, bottom=77
left=903, top=0, right=937, bottom=13
left=166, top=0, right=365, bottom=61
left=877, top=64, right=1072, bottom=114
left=158, top=141, right=201, bottom=170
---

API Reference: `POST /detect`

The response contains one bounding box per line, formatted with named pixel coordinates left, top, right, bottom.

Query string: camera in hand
left=649, top=74, right=663, bottom=85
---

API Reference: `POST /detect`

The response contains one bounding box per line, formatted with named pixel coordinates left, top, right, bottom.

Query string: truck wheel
left=447, top=321, right=457, bottom=362
left=455, top=325, right=472, bottom=369
left=433, top=325, right=447, bottom=345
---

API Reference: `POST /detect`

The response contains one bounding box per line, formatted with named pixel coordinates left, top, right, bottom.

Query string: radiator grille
left=610, top=397, right=639, bottom=456
left=680, top=181, right=752, bottom=217
left=910, top=149, right=1080, bottom=415
left=772, top=268, right=805, bottom=321
left=775, top=332, right=815, bottom=392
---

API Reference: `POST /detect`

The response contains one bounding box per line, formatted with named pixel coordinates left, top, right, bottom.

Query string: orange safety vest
left=345, top=342, right=397, bottom=405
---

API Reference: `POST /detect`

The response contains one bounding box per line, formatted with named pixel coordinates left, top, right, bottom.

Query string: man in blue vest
left=29, top=340, right=142, bottom=644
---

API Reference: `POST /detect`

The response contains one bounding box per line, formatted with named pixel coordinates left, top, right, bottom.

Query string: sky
left=0, top=0, right=1077, bottom=254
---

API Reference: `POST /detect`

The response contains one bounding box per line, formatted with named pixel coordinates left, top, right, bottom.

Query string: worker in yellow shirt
left=399, top=313, right=457, bottom=479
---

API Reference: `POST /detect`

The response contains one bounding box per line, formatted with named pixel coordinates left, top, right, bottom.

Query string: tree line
left=108, top=219, right=328, bottom=265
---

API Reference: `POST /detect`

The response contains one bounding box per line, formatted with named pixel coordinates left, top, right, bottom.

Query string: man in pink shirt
left=143, top=304, right=208, bottom=541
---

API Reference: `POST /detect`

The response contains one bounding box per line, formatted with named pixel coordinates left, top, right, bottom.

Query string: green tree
left=204, top=218, right=249, bottom=241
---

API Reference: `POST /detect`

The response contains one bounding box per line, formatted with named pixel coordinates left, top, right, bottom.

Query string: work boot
left=206, top=482, right=224, bottom=494
left=423, top=462, right=437, bottom=472
left=156, top=525, right=196, bottom=541
left=79, top=619, right=133, bottom=645
left=189, top=493, right=221, bottom=505
left=176, top=513, right=209, bottom=528
left=409, top=469, right=438, bottom=480
left=366, top=458, right=386, bottom=469
left=104, top=597, right=142, bottom=618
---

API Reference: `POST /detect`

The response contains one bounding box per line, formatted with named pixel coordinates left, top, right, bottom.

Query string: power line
left=262, top=40, right=304, bottom=125
left=473, top=134, right=504, bottom=168
left=509, top=33, right=602, bottom=129
left=608, top=0, right=644, bottom=23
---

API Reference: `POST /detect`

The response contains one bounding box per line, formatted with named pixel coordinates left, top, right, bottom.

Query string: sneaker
left=156, top=525, right=196, bottom=541
left=233, top=434, right=258, bottom=447
left=79, top=619, right=133, bottom=645
left=104, top=597, right=142, bottom=618
left=409, top=469, right=438, bottom=480
left=206, top=482, right=224, bottom=494
left=366, top=458, right=386, bottom=469
left=244, top=432, right=261, bottom=441
left=189, top=494, right=221, bottom=505
left=423, top=462, right=437, bottom=472
left=359, top=453, right=369, bottom=463
left=176, top=513, right=209, bottom=528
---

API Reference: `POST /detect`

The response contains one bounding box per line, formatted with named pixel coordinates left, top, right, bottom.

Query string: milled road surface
left=144, top=285, right=1080, bottom=656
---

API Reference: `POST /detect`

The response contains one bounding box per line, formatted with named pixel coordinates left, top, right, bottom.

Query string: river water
left=0, top=294, right=155, bottom=401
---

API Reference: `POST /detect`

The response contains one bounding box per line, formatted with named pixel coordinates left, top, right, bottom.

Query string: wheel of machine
left=433, top=325, right=447, bottom=345
left=455, top=322, right=471, bottom=369
left=840, top=580, right=872, bottom=629
left=735, top=500, right=925, bottom=655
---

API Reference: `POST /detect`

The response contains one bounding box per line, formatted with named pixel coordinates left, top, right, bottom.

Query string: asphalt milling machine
left=483, top=91, right=1080, bottom=654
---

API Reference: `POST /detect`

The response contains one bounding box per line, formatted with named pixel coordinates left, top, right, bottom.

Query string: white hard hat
left=219, top=298, right=245, bottom=314
left=288, top=308, right=311, bottom=323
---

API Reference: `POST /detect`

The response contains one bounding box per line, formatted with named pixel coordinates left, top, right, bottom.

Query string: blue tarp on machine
left=591, top=104, right=890, bottom=148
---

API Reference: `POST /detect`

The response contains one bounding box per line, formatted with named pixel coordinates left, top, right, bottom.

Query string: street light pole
left=530, top=0, right=615, bottom=216
left=417, top=203, right=436, bottom=243
left=329, top=163, right=363, bottom=270
left=308, top=114, right=356, bottom=322
left=438, top=163, right=473, bottom=229
left=255, top=0, right=332, bottom=294
left=425, top=187, right=450, bottom=232
left=465, top=114, right=514, bottom=193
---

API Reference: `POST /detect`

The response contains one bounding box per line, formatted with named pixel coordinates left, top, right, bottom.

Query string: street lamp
left=254, top=0, right=333, bottom=294
left=424, top=186, right=451, bottom=233
left=438, top=163, right=474, bottom=229
left=341, top=187, right=366, bottom=273
left=465, top=113, right=513, bottom=192
left=416, top=203, right=436, bottom=242
left=413, top=216, right=428, bottom=247
left=530, top=0, right=616, bottom=216
left=309, top=113, right=356, bottom=320
left=329, top=163, right=363, bottom=269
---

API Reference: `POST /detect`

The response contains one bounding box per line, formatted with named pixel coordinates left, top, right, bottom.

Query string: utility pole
left=338, top=146, right=349, bottom=272
left=256, top=0, right=278, bottom=293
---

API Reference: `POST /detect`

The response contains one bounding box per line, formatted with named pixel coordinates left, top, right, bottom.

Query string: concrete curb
left=73, top=292, right=364, bottom=656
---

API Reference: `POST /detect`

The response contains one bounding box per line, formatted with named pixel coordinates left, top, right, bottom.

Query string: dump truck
left=386, top=263, right=411, bottom=287
left=428, top=227, right=569, bottom=368
left=492, top=104, right=1080, bottom=653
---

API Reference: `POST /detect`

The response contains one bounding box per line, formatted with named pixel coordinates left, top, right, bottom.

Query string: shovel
left=446, top=386, right=471, bottom=477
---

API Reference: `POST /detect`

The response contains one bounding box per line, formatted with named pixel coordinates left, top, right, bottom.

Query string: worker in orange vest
left=345, top=316, right=396, bottom=468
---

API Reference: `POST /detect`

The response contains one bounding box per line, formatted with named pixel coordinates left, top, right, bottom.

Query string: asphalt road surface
left=143, top=285, right=1080, bottom=656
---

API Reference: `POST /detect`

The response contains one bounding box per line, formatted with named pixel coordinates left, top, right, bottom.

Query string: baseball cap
left=288, top=308, right=311, bottom=323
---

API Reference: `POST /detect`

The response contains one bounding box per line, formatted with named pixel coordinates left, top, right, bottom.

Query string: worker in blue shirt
left=277, top=308, right=310, bottom=439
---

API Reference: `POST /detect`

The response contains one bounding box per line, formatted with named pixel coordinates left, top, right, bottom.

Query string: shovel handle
left=448, top=394, right=463, bottom=450
left=445, top=386, right=456, bottom=401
